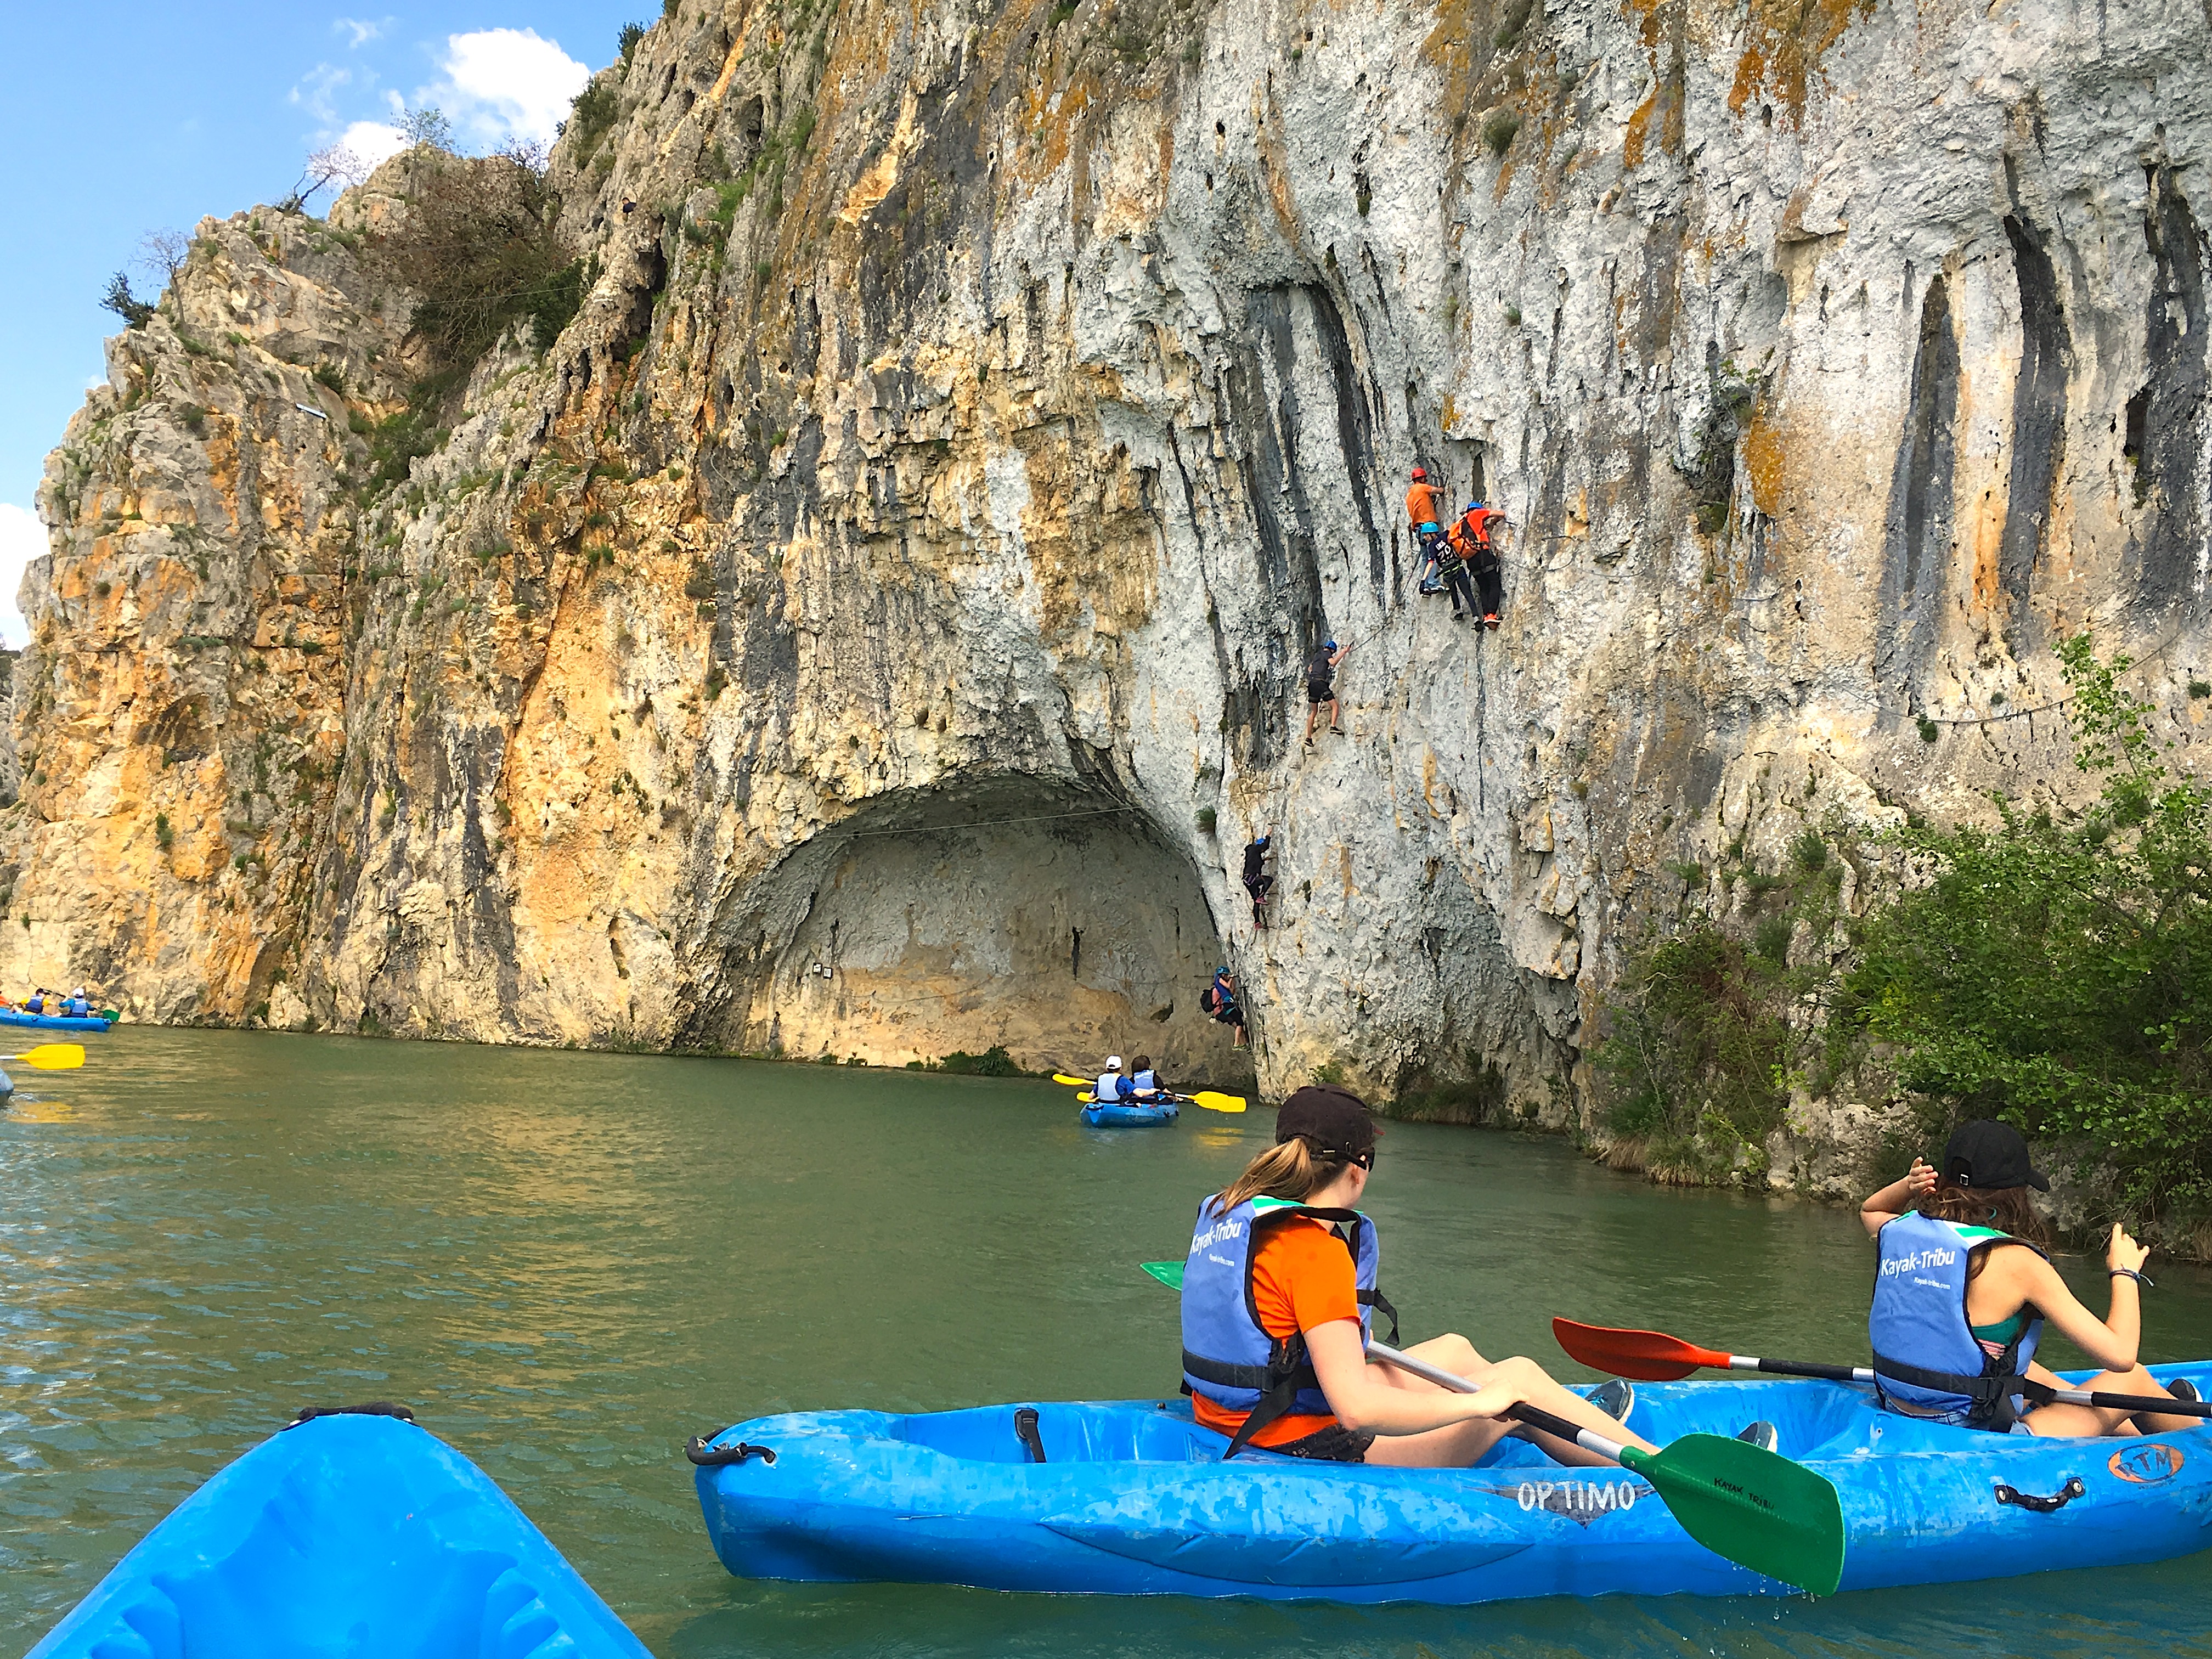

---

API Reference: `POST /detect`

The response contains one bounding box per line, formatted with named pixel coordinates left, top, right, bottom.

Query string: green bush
left=567, top=81, right=620, bottom=154
left=936, top=1045, right=1023, bottom=1077
left=1847, top=637, right=2212, bottom=1223
left=1481, top=110, right=1521, bottom=156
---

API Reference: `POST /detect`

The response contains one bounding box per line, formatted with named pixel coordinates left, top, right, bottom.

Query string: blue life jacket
left=1870, top=1211, right=2046, bottom=1430
left=1132, top=1069, right=1160, bottom=1096
left=26, top=996, right=43, bottom=1013
left=1094, top=1072, right=1132, bottom=1102
left=1181, top=1194, right=1398, bottom=1458
left=66, top=998, right=89, bottom=1016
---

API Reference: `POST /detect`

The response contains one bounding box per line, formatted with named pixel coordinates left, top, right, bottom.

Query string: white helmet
left=1106, top=1055, right=1124, bottom=1070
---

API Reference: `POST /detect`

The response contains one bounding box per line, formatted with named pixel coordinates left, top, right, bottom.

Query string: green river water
left=4, top=1029, right=2208, bottom=1656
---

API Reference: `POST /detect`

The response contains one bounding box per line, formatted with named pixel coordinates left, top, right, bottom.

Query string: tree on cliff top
left=364, top=142, right=584, bottom=373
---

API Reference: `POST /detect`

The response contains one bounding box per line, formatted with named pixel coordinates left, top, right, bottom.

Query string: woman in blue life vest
left=1861, top=1119, right=2199, bottom=1436
left=1181, top=1086, right=1674, bottom=1465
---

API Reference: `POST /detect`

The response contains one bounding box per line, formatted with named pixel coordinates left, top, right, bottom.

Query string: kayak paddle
left=1053, top=1073, right=1246, bottom=1112
left=1137, top=1265, right=1845, bottom=1594
left=1553, top=1317, right=2212, bottom=1421
left=1, top=1043, right=86, bottom=1070
left=1367, top=1338, right=1846, bottom=1596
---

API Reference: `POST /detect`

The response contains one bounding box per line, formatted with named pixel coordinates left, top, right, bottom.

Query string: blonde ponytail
left=1210, top=1137, right=1348, bottom=1216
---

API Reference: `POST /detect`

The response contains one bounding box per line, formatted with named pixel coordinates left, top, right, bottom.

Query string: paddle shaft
left=1367, top=1340, right=1627, bottom=1462
left=1607, top=1335, right=2209, bottom=1420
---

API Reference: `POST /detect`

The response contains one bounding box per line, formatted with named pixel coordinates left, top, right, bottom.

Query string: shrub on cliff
left=1846, top=638, right=2212, bottom=1224
left=366, top=146, right=584, bottom=372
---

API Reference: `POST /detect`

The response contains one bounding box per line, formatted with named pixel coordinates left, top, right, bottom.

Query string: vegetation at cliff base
left=1595, top=638, right=2212, bottom=1230
left=1847, top=637, right=2212, bottom=1221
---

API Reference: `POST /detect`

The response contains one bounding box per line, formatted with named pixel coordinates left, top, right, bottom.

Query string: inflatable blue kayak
left=692, top=1365, right=2212, bottom=1604
left=1077, top=1092, right=1180, bottom=1127
left=28, top=1408, right=651, bottom=1658
left=0, top=1009, right=112, bottom=1031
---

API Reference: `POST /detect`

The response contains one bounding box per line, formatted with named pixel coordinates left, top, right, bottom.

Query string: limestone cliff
left=9, top=0, right=2210, bottom=1148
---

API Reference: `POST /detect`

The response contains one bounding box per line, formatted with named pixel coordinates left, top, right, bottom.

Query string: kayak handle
left=687, top=1436, right=777, bottom=1467
left=1994, top=1476, right=2085, bottom=1514
left=286, top=1401, right=416, bottom=1430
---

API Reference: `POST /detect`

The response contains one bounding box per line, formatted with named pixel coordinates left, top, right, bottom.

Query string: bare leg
left=1304, top=702, right=1319, bottom=743
left=2023, top=1362, right=2197, bottom=1437
left=1328, top=696, right=1342, bottom=733
left=1363, top=1341, right=1658, bottom=1469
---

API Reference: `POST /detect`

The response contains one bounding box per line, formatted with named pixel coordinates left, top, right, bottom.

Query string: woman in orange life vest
left=1860, top=1120, right=2199, bottom=1436
left=1180, top=1086, right=1664, bottom=1465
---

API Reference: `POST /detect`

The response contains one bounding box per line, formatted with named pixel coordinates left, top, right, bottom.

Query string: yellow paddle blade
left=9, top=1043, right=85, bottom=1070
left=1052, top=1074, right=1093, bottom=1088
left=1188, top=1091, right=1247, bottom=1113
left=1077, top=1092, right=1096, bottom=1104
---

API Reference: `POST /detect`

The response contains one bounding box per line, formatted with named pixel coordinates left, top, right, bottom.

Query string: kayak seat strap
left=1872, top=1353, right=2030, bottom=1430
left=1183, top=1346, right=1320, bottom=1461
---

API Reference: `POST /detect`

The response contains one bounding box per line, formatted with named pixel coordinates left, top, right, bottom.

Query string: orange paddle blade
left=1551, top=1317, right=1726, bottom=1381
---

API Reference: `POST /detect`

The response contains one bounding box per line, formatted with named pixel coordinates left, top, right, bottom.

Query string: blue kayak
left=1078, top=1093, right=1180, bottom=1127
left=692, top=1365, right=2212, bottom=1604
left=29, top=1408, right=651, bottom=1658
left=0, top=1009, right=112, bottom=1031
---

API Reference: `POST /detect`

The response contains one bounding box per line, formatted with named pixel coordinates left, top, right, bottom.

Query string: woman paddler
left=1860, top=1119, right=2199, bottom=1435
left=1180, top=1085, right=1669, bottom=1465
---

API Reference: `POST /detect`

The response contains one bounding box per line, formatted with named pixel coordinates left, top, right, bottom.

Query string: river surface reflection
left=4, top=1030, right=2207, bottom=1655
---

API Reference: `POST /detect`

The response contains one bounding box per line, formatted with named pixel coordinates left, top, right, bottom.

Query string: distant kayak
left=1076, top=1092, right=1180, bottom=1127
left=692, top=1369, right=2212, bottom=1604
left=0, top=1010, right=112, bottom=1032
left=27, top=1408, right=651, bottom=1658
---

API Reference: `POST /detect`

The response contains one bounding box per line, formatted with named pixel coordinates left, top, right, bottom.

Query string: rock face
left=7, top=0, right=2210, bottom=1135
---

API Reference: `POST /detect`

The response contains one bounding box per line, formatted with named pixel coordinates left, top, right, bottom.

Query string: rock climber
left=1431, top=520, right=1478, bottom=622
left=1131, top=1055, right=1167, bottom=1099
left=1203, top=966, right=1249, bottom=1049
left=1451, top=500, right=1507, bottom=628
left=1242, top=832, right=1276, bottom=930
left=1406, top=466, right=1447, bottom=594
left=1094, top=1055, right=1135, bottom=1104
left=1304, top=638, right=1350, bottom=747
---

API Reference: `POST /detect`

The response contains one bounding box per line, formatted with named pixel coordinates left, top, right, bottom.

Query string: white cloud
left=335, top=16, right=389, bottom=48
left=0, top=504, right=49, bottom=650
left=424, top=29, right=590, bottom=151
left=290, top=62, right=352, bottom=125
left=338, top=119, right=409, bottom=171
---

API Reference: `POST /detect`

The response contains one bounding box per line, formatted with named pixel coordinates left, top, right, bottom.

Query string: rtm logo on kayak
left=1878, top=1247, right=1959, bottom=1276
left=1479, top=1480, right=1651, bottom=1525
left=2109, top=1443, right=2184, bottom=1484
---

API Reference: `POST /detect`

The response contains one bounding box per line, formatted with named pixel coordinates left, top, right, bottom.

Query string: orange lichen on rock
left=1727, top=0, right=1877, bottom=124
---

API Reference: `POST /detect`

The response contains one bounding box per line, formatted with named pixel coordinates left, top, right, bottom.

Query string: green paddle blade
left=1141, top=1261, right=1184, bottom=1290
left=1621, top=1434, right=1846, bottom=1596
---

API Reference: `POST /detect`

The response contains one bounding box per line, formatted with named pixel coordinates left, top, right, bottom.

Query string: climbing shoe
left=1419, top=579, right=1443, bottom=596
left=1484, top=613, right=1501, bottom=629
left=1585, top=1379, right=1634, bottom=1424
left=1735, top=1420, right=1779, bottom=1454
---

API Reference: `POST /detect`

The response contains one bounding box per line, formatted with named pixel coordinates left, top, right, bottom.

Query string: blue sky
left=0, top=2, right=637, bottom=644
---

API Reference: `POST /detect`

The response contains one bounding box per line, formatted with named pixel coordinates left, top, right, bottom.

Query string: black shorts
left=1268, top=1423, right=1375, bottom=1462
left=1306, top=680, right=1333, bottom=705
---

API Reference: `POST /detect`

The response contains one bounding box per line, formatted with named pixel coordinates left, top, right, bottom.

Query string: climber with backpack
left=1201, top=966, right=1249, bottom=1049
left=1406, top=466, right=1447, bottom=595
left=1449, top=501, right=1506, bottom=628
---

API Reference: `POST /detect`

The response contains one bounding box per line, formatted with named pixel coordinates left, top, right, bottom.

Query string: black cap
left=1276, top=1085, right=1377, bottom=1160
left=1942, top=1120, right=2049, bottom=1192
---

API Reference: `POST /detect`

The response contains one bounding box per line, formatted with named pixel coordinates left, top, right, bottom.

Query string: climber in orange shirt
left=1406, top=467, right=1447, bottom=596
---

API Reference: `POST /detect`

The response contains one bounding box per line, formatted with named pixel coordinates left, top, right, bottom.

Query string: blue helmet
left=1324, top=638, right=1338, bottom=651
left=1466, top=500, right=1484, bottom=513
